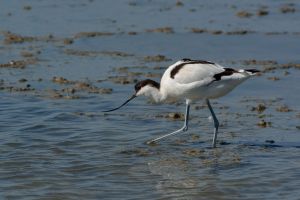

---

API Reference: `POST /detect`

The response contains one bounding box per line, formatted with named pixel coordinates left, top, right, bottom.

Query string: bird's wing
left=171, top=61, right=225, bottom=84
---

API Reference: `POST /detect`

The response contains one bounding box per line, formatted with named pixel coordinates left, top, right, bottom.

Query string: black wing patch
left=245, top=69, right=260, bottom=73
left=170, top=58, right=215, bottom=79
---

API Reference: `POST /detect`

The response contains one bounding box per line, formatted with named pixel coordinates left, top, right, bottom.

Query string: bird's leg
left=147, top=100, right=190, bottom=144
left=182, top=100, right=190, bottom=131
left=206, top=99, right=219, bottom=148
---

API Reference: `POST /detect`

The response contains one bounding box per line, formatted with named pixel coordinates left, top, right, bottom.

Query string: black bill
left=102, top=94, right=136, bottom=112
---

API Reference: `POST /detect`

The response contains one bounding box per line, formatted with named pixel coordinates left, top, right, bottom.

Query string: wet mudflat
left=1, top=0, right=300, bottom=199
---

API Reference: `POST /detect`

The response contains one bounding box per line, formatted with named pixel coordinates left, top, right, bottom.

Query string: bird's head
left=103, top=79, right=160, bottom=112
left=134, top=79, right=160, bottom=97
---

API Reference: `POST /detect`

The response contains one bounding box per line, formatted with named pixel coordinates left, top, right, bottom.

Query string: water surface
left=1, top=0, right=300, bottom=199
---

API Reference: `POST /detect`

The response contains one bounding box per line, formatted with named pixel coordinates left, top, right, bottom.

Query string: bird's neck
left=147, top=83, right=166, bottom=102
left=150, top=88, right=164, bottom=102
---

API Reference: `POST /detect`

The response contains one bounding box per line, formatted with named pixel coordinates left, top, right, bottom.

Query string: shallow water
left=1, top=1, right=300, bottom=199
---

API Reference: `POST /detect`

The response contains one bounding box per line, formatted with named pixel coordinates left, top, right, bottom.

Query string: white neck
left=148, top=87, right=165, bottom=102
left=138, top=86, right=166, bottom=103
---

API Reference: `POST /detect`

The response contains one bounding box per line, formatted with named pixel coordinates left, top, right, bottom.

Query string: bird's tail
left=239, top=69, right=260, bottom=76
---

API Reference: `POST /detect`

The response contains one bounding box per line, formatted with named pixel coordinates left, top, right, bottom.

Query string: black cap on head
left=134, top=79, right=160, bottom=92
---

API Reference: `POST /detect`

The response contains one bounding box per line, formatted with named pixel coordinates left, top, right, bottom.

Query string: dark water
left=1, top=1, right=300, bottom=199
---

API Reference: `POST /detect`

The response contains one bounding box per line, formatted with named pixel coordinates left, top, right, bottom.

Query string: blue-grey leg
left=147, top=100, right=190, bottom=144
left=206, top=99, right=219, bottom=148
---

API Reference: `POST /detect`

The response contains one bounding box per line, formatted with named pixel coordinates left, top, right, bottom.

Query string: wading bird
left=104, top=58, right=260, bottom=147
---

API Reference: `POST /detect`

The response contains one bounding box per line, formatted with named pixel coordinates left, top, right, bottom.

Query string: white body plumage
left=138, top=59, right=258, bottom=102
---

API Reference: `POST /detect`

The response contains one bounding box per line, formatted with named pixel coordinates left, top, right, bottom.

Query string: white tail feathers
left=239, top=69, right=260, bottom=76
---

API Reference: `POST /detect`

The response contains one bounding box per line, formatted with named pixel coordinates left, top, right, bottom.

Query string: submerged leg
left=206, top=99, right=219, bottom=148
left=147, top=100, right=190, bottom=144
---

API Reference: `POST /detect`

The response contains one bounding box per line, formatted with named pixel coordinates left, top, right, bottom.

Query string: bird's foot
left=146, top=126, right=187, bottom=144
left=182, top=126, right=188, bottom=132
left=146, top=140, right=158, bottom=146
